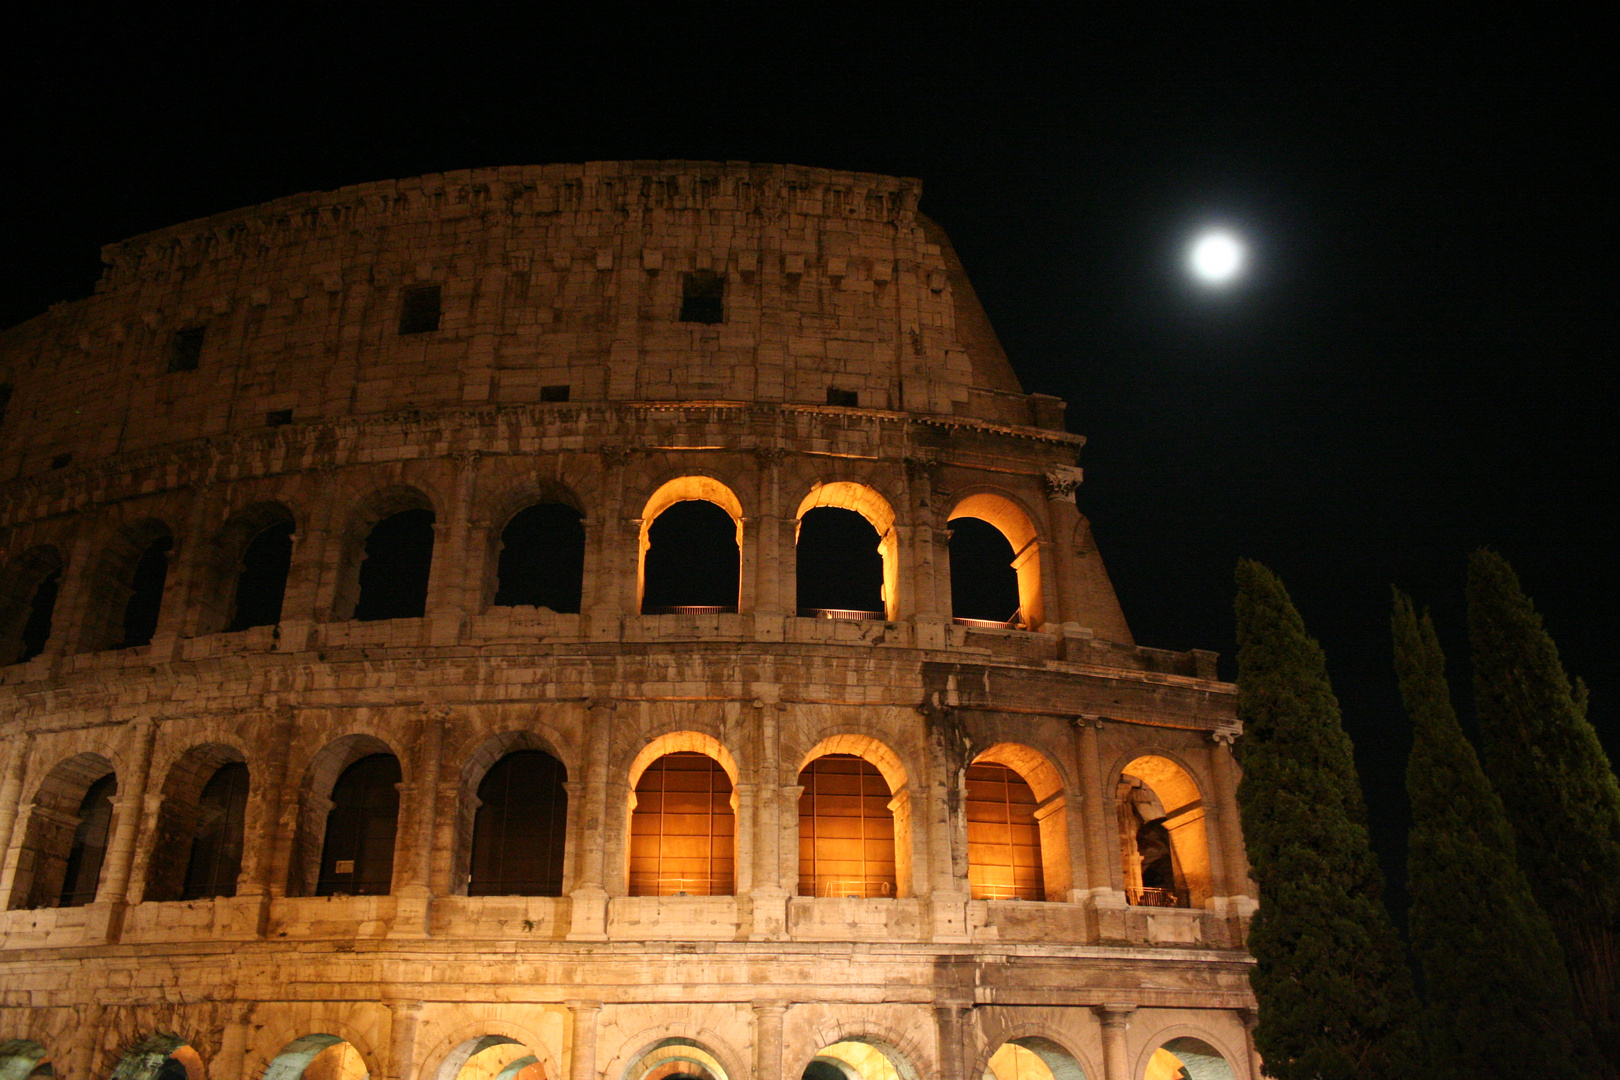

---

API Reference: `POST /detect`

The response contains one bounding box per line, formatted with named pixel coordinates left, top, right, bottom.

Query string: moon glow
left=1189, top=231, right=1245, bottom=284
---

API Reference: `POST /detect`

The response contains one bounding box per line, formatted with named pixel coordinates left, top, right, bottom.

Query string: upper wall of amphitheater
left=0, top=162, right=1065, bottom=481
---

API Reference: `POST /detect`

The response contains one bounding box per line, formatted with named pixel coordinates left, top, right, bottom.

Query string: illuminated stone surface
left=0, top=163, right=1258, bottom=1080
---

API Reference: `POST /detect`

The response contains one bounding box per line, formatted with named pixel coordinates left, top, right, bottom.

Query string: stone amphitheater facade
left=0, top=163, right=1258, bottom=1080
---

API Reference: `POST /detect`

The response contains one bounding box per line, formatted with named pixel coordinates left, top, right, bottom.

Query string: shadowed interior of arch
left=354, top=509, right=436, bottom=621
left=107, top=1035, right=201, bottom=1080
left=0, top=1039, right=52, bottom=1080
left=434, top=1035, right=546, bottom=1080
left=144, top=746, right=249, bottom=903
left=624, top=1038, right=727, bottom=1080
left=468, top=750, right=568, bottom=896
left=1146, top=1038, right=1233, bottom=1080
left=264, top=1036, right=365, bottom=1080
left=803, top=1039, right=917, bottom=1080
left=948, top=518, right=1020, bottom=624
left=228, top=520, right=294, bottom=631
left=796, top=507, right=884, bottom=616
left=1117, top=755, right=1212, bottom=909
left=641, top=500, right=739, bottom=612
left=316, top=753, right=402, bottom=896
left=494, top=502, right=584, bottom=613
left=0, top=545, right=63, bottom=665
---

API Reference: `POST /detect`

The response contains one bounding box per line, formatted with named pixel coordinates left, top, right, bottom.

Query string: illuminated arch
left=981, top=1036, right=1088, bottom=1080
left=797, top=735, right=912, bottom=900
left=611, top=1033, right=741, bottom=1080
left=968, top=744, right=1072, bottom=901
left=108, top=1035, right=204, bottom=1080
left=431, top=1034, right=550, bottom=1080
left=795, top=1034, right=922, bottom=1080
left=0, top=1038, right=53, bottom=1080
left=627, top=732, right=740, bottom=897
left=948, top=492, right=1044, bottom=629
left=637, top=476, right=745, bottom=612
left=1116, top=754, right=1214, bottom=908
left=1140, top=1035, right=1238, bottom=1080
left=262, top=1036, right=377, bottom=1080
left=794, top=481, right=900, bottom=620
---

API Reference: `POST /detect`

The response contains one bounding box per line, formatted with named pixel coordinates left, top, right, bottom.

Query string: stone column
left=934, top=1003, right=970, bottom=1080
left=66, top=1003, right=104, bottom=1080
left=749, top=446, right=791, bottom=631
left=1041, top=468, right=1085, bottom=627
left=732, top=782, right=756, bottom=895
left=753, top=1001, right=787, bottom=1080
left=565, top=1000, right=601, bottom=1080
left=215, top=1005, right=253, bottom=1080
left=249, top=706, right=298, bottom=902
left=1207, top=732, right=1252, bottom=900
left=285, top=465, right=345, bottom=632
left=1239, top=1008, right=1264, bottom=1080
left=569, top=704, right=610, bottom=940
left=1073, top=718, right=1116, bottom=895
left=97, top=719, right=156, bottom=909
left=426, top=453, right=478, bottom=643
left=387, top=1000, right=423, bottom=1080
left=0, top=734, right=33, bottom=902
left=1094, top=1004, right=1135, bottom=1080
left=391, top=711, right=444, bottom=937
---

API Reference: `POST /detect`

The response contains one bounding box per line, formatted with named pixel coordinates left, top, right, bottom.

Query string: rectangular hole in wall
left=51, top=452, right=73, bottom=470
left=399, top=284, right=442, bottom=334
left=168, top=327, right=205, bottom=372
left=679, top=271, right=724, bottom=324
left=826, top=387, right=859, bottom=408
left=265, top=409, right=293, bottom=426
left=540, top=384, right=571, bottom=402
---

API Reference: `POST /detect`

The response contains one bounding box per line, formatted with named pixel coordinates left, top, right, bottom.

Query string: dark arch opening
left=122, top=536, right=173, bottom=647
left=469, top=750, right=568, bottom=896
left=0, top=547, right=63, bottom=665
left=641, top=501, right=738, bottom=613
left=181, top=761, right=249, bottom=899
left=316, top=754, right=401, bottom=895
left=19, top=569, right=61, bottom=662
left=227, top=520, right=294, bottom=631
left=949, top=517, right=1020, bottom=624
left=59, top=774, right=117, bottom=907
left=494, top=503, right=585, bottom=613
left=796, top=507, right=883, bottom=616
left=354, top=509, right=435, bottom=621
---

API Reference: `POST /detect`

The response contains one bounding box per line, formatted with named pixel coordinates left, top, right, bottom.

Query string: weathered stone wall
left=0, top=164, right=1258, bottom=1080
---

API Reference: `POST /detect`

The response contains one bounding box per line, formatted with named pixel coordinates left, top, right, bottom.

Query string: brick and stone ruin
left=0, top=162, right=1258, bottom=1080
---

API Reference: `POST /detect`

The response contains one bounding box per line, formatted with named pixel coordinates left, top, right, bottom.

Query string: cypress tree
left=1233, top=560, right=1416, bottom=1080
left=1392, top=589, right=1598, bottom=1077
left=1467, top=549, right=1620, bottom=1068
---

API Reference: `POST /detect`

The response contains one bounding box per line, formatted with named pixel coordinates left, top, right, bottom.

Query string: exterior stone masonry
left=0, top=163, right=1259, bottom=1080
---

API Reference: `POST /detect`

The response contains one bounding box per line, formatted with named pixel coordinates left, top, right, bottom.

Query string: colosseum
left=0, top=162, right=1257, bottom=1080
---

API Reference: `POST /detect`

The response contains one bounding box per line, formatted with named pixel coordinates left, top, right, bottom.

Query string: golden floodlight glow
left=1189, top=230, right=1245, bottom=284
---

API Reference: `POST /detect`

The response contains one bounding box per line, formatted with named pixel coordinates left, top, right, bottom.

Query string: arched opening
left=798, top=755, right=898, bottom=899
left=468, top=751, right=568, bottom=896
left=983, top=1037, right=1087, bottom=1080
left=0, top=1039, right=53, bottom=1080
left=1118, top=756, right=1213, bottom=908
left=794, top=481, right=899, bottom=620
left=263, top=1036, right=368, bottom=1080
left=948, top=493, right=1044, bottom=629
left=623, top=1039, right=729, bottom=1080
left=108, top=1036, right=203, bottom=1080
left=144, top=745, right=249, bottom=903
left=801, top=1038, right=918, bottom=1080
left=432, top=1036, right=546, bottom=1080
left=315, top=754, right=402, bottom=896
left=968, top=745, right=1071, bottom=902
left=122, top=534, right=174, bottom=648
left=354, top=509, right=435, bottom=621
left=629, top=751, right=736, bottom=896
left=638, top=477, right=743, bottom=614
left=228, top=520, right=294, bottom=631
left=0, top=546, right=63, bottom=664
left=7, top=754, right=118, bottom=909
left=493, top=503, right=585, bottom=613
left=1145, top=1038, right=1234, bottom=1080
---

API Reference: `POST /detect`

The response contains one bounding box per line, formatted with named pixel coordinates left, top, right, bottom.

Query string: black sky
left=6, top=10, right=1614, bottom=915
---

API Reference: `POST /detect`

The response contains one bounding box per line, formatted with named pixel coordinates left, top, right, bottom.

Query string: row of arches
left=0, top=477, right=1048, bottom=666
left=6, top=728, right=1211, bottom=913
left=0, top=1027, right=1242, bottom=1080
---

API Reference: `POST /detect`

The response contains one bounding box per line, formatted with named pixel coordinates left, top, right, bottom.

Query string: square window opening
left=265, top=409, right=293, bottom=426
left=679, top=271, right=725, bottom=324
left=169, top=327, right=205, bottom=372
left=51, top=452, right=73, bottom=470
left=400, top=285, right=442, bottom=334
left=540, top=384, right=571, bottom=402
left=827, top=387, right=859, bottom=408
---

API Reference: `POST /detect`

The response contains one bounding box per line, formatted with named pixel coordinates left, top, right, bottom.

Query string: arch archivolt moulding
left=961, top=717, right=1079, bottom=793
left=1128, top=1017, right=1249, bottom=1080
left=780, top=705, right=926, bottom=787
left=785, top=1008, right=932, bottom=1080
left=593, top=1010, right=749, bottom=1080
left=967, top=1009, right=1098, bottom=1080
left=21, top=736, right=125, bottom=806
left=940, top=483, right=1049, bottom=545
left=412, top=1008, right=564, bottom=1080
left=242, top=1004, right=389, bottom=1080
left=474, top=462, right=594, bottom=532
left=1104, top=744, right=1210, bottom=801
left=145, top=719, right=264, bottom=789
left=284, top=721, right=411, bottom=794
left=445, top=706, right=582, bottom=784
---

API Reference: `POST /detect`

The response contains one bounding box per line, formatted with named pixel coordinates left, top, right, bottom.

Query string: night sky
left=6, top=11, right=1613, bottom=916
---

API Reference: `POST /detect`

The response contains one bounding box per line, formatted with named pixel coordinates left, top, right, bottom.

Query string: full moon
left=1189, top=231, right=1245, bottom=284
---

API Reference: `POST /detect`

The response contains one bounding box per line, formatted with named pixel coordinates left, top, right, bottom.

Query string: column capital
left=1094, top=1003, right=1136, bottom=1027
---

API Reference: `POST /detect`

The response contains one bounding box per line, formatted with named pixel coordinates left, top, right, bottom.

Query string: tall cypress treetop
left=1467, top=549, right=1620, bottom=1065
left=1233, top=560, right=1416, bottom=1080
left=1393, top=589, right=1597, bottom=1078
